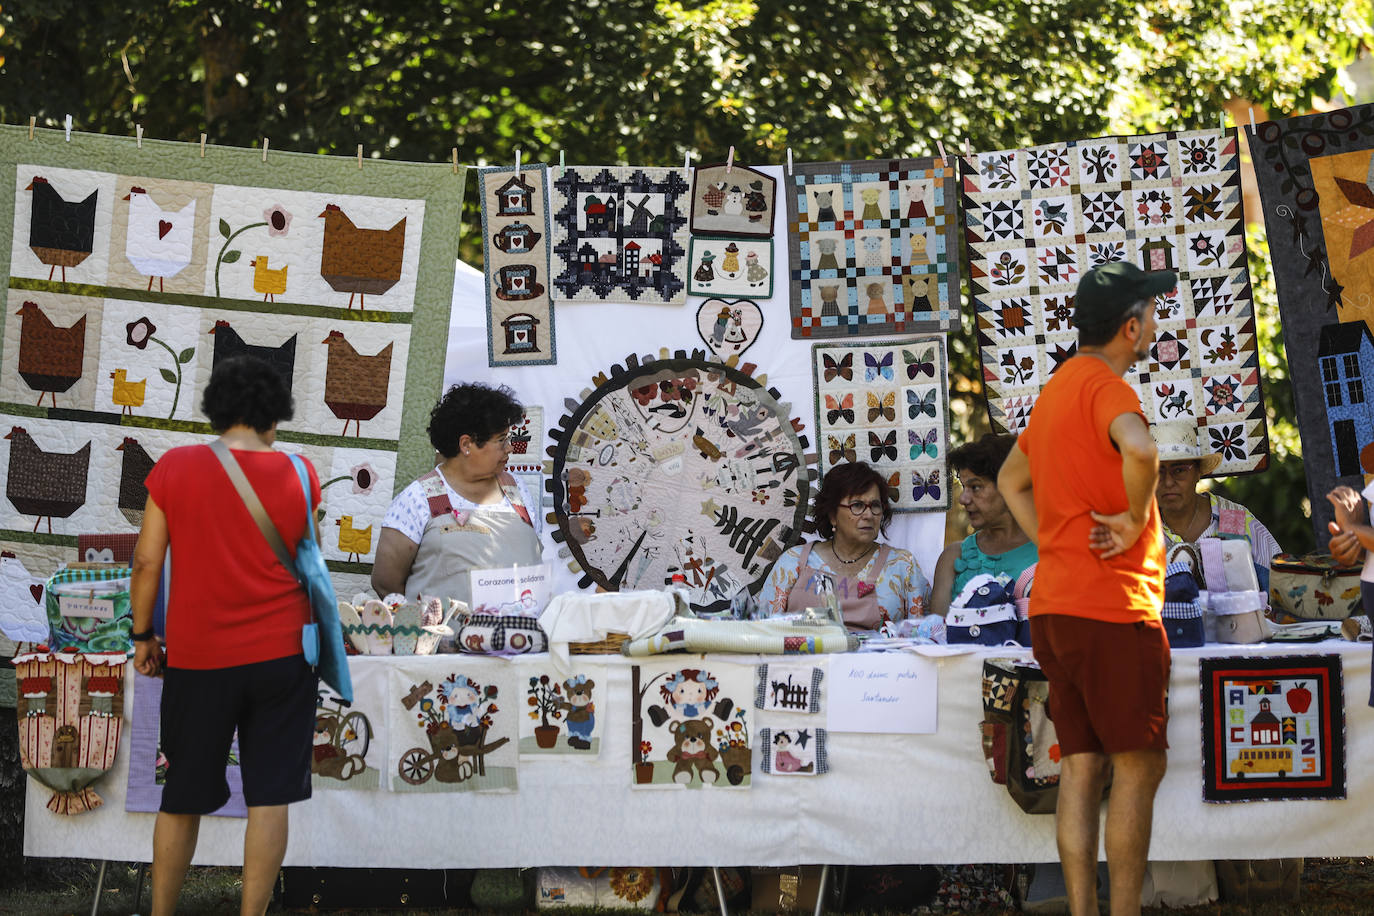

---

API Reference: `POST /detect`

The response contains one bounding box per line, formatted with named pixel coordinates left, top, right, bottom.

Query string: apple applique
left=1286, top=682, right=1313, bottom=714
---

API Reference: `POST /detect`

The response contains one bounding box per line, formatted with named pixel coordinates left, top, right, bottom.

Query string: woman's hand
left=1327, top=486, right=1364, bottom=532
left=133, top=636, right=164, bottom=677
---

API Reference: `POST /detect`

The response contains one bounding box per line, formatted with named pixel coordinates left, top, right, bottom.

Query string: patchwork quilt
left=480, top=165, right=555, bottom=366
left=1250, top=104, right=1374, bottom=540
left=962, top=128, right=1268, bottom=476
left=785, top=157, right=960, bottom=337
left=0, top=127, right=462, bottom=601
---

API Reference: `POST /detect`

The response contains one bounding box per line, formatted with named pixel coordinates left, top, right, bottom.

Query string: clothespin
left=1219, top=112, right=1227, bottom=131
left=726, top=146, right=734, bottom=174
left=27, top=117, right=35, bottom=140
left=935, top=140, right=947, bottom=169
left=200, top=134, right=207, bottom=158
left=63, top=114, right=72, bottom=142
left=262, top=137, right=270, bottom=163
left=357, top=144, right=364, bottom=169
left=452, top=148, right=459, bottom=174
left=136, top=124, right=143, bottom=149
left=684, top=151, right=691, bottom=172
left=559, top=149, right=565, bottom=179
left=786, top=148, right=793, bottom=177
left=1248, top=108, right=1257, bottom=130
left=963, top=138, right=972, bottom=159
left=515, top=148, right=521, bottom=181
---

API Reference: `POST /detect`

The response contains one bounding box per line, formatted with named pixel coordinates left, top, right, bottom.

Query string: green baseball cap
left=1073, top=262, right=1177, bottom=327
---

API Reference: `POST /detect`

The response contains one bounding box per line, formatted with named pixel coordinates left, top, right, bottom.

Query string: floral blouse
left=755, top=541, right=930, bottom=622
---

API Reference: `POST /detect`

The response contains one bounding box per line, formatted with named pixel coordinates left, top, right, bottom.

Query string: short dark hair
left=1077, top=298, right=1147, bottom=348
left=812, top=461, right=893, bottom=539
left=201, top=355, right=294, bottom=433
left=949, top=432, right=1018, bottom=482
left=429, top=382, right=523, bottom=458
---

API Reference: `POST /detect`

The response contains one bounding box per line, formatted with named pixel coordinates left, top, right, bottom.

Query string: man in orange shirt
left=999, top=261, right=1172, bottom=916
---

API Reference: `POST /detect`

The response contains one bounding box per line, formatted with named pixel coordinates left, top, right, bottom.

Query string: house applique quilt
left=480, top=165, right=555, bottom=366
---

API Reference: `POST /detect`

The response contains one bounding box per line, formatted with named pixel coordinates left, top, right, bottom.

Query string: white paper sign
left=826, top=652, right=938, bottom=734
left=469, top=563, right=554, bottom=616
left=58, top=594, right=115, bottom=620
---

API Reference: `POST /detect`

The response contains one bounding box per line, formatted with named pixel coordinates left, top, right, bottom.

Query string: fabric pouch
left=457, top=614, right=547, bottom=655
left=1161, top=601, right=1205, bottom=648
left=1269, top=552, right=1362, bottom=621
left=947, top=603, right=1020, bottom=646
left=45, top=567, right=132, bottom=653
left=980, top=658, right=1063, bottom=814
left=1211, top=592, right=1271, bottom=644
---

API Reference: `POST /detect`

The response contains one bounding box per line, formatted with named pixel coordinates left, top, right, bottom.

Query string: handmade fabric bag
left=45, top=566, right=133, bottom=653
left=1211, top=591, right=1271, bottom=644
left=1161, top=561, right=1205, bottom=649
left=1269, top=552, right=1362, bottom=621
left=948, top=575, right=1021, bottom=646
left=456, top=612, right=547, bottom=655
left=15, top=647, right=126, bottom=814
left=1198, top=538, right=1270, bottom=645
left=980, top=658, right=1061, bottom=814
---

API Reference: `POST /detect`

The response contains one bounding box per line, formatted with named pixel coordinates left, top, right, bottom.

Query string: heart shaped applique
left=158, top=219, right=172, bottom=239
left=857, top=582, right=875, bottom=598
left=696, top=297, right=764, bottom=359
left=29, top=584, right=43, bottom=603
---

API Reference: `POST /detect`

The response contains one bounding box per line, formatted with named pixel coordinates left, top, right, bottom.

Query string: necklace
left=1168, top=495, right=1208, bottom=541
left=831, top=539, right=876, bottom=565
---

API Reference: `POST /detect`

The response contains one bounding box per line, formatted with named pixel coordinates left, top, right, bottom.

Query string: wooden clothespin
left=28, top=117, right=35, bottom=140
left=136, top=124, right=143, bottom=149
left=726, top=146, right=735, bottom=174
left=262, top=137, right=270, bottom=163
left=200, top=133, right=207, bottom=158
left=935, top=140, right=948, bottom=170
left=963, top=138, right=972, bottom=159
left=452, top=148, right=459, bottom=174
left=357, top=144, right=364, bottom=169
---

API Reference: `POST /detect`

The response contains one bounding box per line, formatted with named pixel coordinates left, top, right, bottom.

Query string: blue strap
left=286, top=453, right=319, bottom=547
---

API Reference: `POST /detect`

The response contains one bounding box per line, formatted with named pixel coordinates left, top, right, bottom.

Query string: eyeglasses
left=838, top=500, right=884, bottom=517
left=1162, top=462, right=1199, bottom=481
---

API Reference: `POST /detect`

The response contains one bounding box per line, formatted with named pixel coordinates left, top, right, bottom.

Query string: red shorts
left=1030, top=614, right=1170, bottom=756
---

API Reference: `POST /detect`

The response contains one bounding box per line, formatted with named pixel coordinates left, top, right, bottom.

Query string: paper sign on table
left=826, top=652, right=937, bottom=734
left=469, top=563, right=554, bottom=616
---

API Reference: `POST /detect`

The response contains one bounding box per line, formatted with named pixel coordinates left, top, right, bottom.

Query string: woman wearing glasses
left=755, top=461, right=931, bottom=631
left=371, top=382, right=542, bottom=606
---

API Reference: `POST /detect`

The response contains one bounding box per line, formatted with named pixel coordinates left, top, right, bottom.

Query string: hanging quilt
left=1249, top=104, right=1374, bottom=540
left=16, top=648, right=125, bottom=814
left=480, top=164, right=555, bottom=366
left=689, top=162, right=776, bottom=238
left=387, top=663, right=518, bottom=793
left=755, top=662, right=824, bottom=714
left=962, top=128, right=1267, bottom=476
left=1199, top=654, right=1345, bottom=802
left=547, top=350, right=814, bottom=614
left=785, top=157, right=960, bottom=338
left=312, top=658, right=384, bottom=790
left=550, top=165, right=689, bottom=306
left=507, top=404, right=546, bottom=540
left=685, top=237, right=774, bottom=299
left=695, top=298, right=764, bottom=360
left=125, top=670, right=247, bottom=817
left=0, top=127, right=462, bottom=602
left=0, top=552, right=47, bottom=643
left=516, top=659, right=608, bottom=757
left=630, top=659, right=753, bottom=789
left=758, top=727, right=828, bottom=775
left=812, top=337, right=950, bottom=512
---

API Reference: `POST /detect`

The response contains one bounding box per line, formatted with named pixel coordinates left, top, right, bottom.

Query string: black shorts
left=160, top=654, right=317, bottom=814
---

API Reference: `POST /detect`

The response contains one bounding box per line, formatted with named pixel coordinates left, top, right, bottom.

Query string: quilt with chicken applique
left=0, top=127, right=462, bottom=601
left=1249, top=104, right=1374, bottom=542
left=962, top=128, right=1268, bottom=477
left=551, top=165, right=690, bottom=305
left=812, top=337, right=950, bottom=512
left=785, top=158, right=960, bottom=338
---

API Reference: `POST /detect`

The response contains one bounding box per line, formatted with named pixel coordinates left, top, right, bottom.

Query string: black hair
left=428, top=382, right=523, bottom=458
left=812, top=461, right=893, bottom=539
left=200, top=355, right=294, bottom=433
left=1077, top=298, right=1148, bottom=347
left=949, top=433, right=1018, bottom=482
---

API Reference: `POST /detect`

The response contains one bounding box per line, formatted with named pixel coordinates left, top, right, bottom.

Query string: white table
left=24, top=642, right=1374, bottom=866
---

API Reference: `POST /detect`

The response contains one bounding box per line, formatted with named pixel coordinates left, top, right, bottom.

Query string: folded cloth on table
left=621, top=616, right=858, bottom=656
left=541, top=590, right=683, bottom=666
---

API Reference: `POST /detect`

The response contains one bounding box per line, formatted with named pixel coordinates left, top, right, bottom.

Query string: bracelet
left=131, top=627, right=157, bottom=643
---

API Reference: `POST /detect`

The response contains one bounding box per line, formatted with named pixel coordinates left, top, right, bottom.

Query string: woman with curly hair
left=755, top=461, right=932, bottom=633
left=129, top=355, right=320, bottom=916
left=371, top=382, right=542, bottom=604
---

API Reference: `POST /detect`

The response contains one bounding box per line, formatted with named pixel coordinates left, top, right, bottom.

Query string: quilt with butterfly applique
left=812, top=338, right=949, bottom=512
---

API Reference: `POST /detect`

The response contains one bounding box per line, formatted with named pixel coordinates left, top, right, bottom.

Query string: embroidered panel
left=811, top=337, right=950, bottom=512
left=311, top=659, right=385, bottom=790
left=547, top=351, right=814, bottom=615
left=786, top=158, right=960, bottom=337
left=516, top=659, right=608, bottom=758
left=1199, top=654, right=1346, bottom=802
left=630, top=659, right=753, bottom=789
left=685, top=236, right=774, bottom=299
left=0, top=128, right=460, bottom=599
left=1250, top=104, right=1374, bottom=539
left=387, top=664, right=519, bottom=793
left=695, top=297, right=765, bottom=360
left=689, top=163, right=777, bottom=238
left=480, top=164, right=555, bottom=366
left=550, top=166, right=690, bottom=306
left=754, top=662, right=824, bottom=714
left=758, top=727, right=828, bottom=775
left=962, top=128, right=1267, bottom=476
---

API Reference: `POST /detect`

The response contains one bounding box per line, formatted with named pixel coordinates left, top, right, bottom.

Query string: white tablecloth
left=24, top=643, right=1374, bottom=866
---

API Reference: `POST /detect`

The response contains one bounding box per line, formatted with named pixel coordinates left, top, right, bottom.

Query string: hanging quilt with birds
left=785, top=157, right=961, bottom=338
left=1249, top=103, right=1374, bottom=543
left=811, top=337, right=950, bottom=512
left=962, top=128, right=1268, bottom=477
left=550, top=165, right=690, bottom=305
left=480, top=165, right=556, bottom=367
left=0, top=126, right=462, bottom=601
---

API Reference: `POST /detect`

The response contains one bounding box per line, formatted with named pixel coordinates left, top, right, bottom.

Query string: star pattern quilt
left=962, top=128, right=1268, bottom=476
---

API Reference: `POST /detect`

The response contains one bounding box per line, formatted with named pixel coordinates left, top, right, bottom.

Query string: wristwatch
left=131, top=627, right=156, bottom=643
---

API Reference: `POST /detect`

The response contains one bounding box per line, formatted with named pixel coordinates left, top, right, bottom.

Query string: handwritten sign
left=826, top=652, right=938, bottom=734
left=469, top=563, right=554, bottom=616
left=58, top=594, right=116, bottom=620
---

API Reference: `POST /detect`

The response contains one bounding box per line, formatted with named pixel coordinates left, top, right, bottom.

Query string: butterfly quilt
left=812, top=338, right=949, bottom=512
left=786, top=158, right=960, bottom=338
left=962, top=128, right=1268, bottom=476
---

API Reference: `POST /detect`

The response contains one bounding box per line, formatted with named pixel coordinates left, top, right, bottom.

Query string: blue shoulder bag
left=210, top=442, right=354, bottom=703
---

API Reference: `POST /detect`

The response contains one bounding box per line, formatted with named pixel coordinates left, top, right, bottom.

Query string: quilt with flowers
left=962, top=128, right=1268, bottom=476
left=0, top=127, right=461, bottom=600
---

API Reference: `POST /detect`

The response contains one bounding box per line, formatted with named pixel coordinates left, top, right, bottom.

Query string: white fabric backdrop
left=442, top=165, right=946, bottom=599
left=26, top=643, right=1374, bottom=866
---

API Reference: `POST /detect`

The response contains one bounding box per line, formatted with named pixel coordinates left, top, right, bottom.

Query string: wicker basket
left=569, top=632, right=631, bottom=655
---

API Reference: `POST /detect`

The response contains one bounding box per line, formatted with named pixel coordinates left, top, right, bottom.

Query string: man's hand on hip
left=1089, top=510, right=1146, bottom=559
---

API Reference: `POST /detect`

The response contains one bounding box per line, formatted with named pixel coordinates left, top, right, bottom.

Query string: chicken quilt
left=0, top=127, right=462, bottom=601
left=962, top=128, right=1268, bottom=477
left=1249, top=104, right=1374, bottom=543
